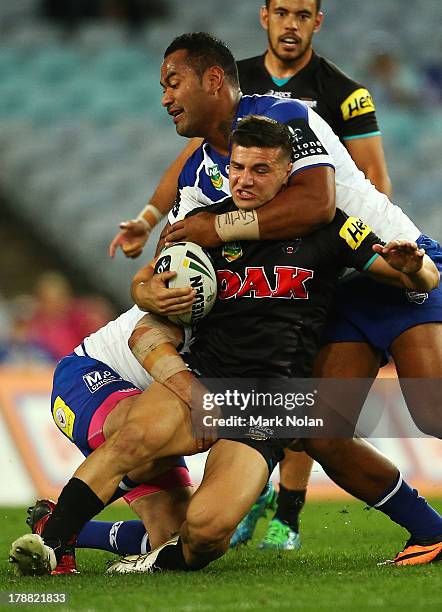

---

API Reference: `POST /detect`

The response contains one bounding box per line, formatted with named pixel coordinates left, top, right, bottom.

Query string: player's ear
left=284, top=162, right=292, bottom=183
left=314, top=11, right=324, bottom=33
left=260, top=5, right=269, bottom=31
left=204, top=66, right=225, bottom=94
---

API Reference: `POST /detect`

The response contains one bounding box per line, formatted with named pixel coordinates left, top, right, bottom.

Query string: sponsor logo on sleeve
left=82, top=370, right=123, bottom=393
left=339, top=216, right=372, bottom=250
left=287, top=120, right=328, bottom=162
left=340, top=88, right=376, bottom=121
left=52, top=396, right=76, bottom=440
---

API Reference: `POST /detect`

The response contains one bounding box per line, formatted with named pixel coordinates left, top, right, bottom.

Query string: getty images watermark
left=201, top=388, right=322, bottom=429
left=191, top=378, right=441, bottom=440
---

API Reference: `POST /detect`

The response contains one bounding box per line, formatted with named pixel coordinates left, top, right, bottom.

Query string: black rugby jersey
left=237, top=51, right=380, bottom=142
left=188, top=202, right=380, bottom=379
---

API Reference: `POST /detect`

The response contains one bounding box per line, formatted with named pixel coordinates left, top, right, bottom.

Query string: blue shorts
left=51, top=353, right=142, bottom=457
left=323, top=235, right=442, bottom=356
left=51, top=352, right=191, bottom=499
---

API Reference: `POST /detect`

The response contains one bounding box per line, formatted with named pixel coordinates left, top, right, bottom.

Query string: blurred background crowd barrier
left=0, top=0, right=441, bottom=503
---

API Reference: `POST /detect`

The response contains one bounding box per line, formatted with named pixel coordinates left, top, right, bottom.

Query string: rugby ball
left=154, top=242, right=217, bottom=326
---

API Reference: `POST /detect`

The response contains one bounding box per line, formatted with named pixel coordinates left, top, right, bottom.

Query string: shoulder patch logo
left=52, top=396, right=76, bottom=440
left=207, top=164, right=224, bottom=190
left=339, top=216, right=371, bottom=250
left=340, top=88, right=376, bottom=121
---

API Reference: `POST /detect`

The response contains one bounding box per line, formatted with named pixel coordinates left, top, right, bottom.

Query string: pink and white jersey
left=75, top=306, right=152, bottom=390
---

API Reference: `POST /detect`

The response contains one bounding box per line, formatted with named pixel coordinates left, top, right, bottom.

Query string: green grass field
left=1, top=500, right=441, bottom=611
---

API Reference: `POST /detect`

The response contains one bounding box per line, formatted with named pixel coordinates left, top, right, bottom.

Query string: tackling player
left=9, top=304, right=194, bottom=575
left=110, top=1, right=394, bottom=550
left=139, top=32, right=442, bottom=565
left=10, top=116, right=441, bottom=576
left=233, top=0, right=394, bottom=549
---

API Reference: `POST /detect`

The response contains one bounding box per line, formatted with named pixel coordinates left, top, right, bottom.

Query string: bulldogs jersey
left=170, top=94, right=420, bottom=244
left=73, top=306, right=151, bottom=390
left=187, top=203, right=381, bottom=379
left=237, top=52, right=380, bottom=142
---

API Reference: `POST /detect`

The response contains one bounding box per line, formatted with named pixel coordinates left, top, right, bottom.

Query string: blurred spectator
left=364, top=49, right=422, bottom=109
left=423, top=61, right=442, bottom=106
left=0, top=295, right=54, bottom=366
left=25, top=272, right=114, bottom=361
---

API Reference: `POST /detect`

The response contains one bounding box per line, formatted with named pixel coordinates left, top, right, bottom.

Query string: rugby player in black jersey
left=14, top=116, right=440, bottom=576
left=234, top=0, right=395, bottom=549
left=108, top=2, right=392, bottom=549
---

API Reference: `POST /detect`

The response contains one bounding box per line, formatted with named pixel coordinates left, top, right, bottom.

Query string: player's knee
left=110, top=422, right=154, bottom=467
left=186, top=507, right=231, bottom=557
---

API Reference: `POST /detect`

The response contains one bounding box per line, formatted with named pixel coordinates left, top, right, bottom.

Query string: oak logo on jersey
left=217, top=266, right=314, bottom=300
left=207, top=164, right=224, bottom=190
left=339, top=216, right=371, bottom=250
left=52, top=396, right=76, bottom=440
left=340, top=88, right=376, bottom=121
left=222, top=242, right=243, bottom=262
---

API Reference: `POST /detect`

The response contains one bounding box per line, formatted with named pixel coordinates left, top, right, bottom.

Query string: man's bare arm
left=165, top=166, right=336, bottom=246
left=368, top=241, right=440, bottom=291
left=345, top=135, right=392, bottom=198
left=109, top=138, right=203, bottom=258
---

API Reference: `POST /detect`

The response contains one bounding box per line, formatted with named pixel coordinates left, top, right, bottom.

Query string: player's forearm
left=257, top=166, right=336, bottom=239
left=214, top=166, right=336, bottom=243
left=365, top=167, right=392, bottom=199
left=155, top=222, right=169, bottom=256
left=345, top=136, right=392, bottom=198
left=401, top=258, right=440, bottom=292
left=140, top=139, right=203, bottom=220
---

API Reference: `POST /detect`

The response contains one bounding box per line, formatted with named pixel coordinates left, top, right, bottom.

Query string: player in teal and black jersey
left=237, top=0, right=391, bottom=197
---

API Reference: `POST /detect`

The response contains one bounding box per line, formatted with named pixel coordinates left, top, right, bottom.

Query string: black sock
left=274, top=485, right=306, bottom=532
left=42, top=478, right=104, bottom=560
left=154, top=538, right=191, bottom=571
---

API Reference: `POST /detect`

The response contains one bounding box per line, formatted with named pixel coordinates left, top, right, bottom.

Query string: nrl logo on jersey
left=207, top=164, right=224, bottom=190
left=222, top=242, right=243, bottom=262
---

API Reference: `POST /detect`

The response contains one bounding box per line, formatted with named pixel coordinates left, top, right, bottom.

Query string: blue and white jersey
left=169, top=94, right=420, bottom=244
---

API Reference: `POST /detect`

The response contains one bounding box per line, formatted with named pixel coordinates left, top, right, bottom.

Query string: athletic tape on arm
left=137, top=204, right=165, bottom=230
left=215, top=209, right=260, bottom=242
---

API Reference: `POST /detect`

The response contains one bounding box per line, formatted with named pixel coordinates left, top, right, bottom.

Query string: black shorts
left=182, top=352, right=294, bottom=474
left=224, top=436, right=290, bottom=476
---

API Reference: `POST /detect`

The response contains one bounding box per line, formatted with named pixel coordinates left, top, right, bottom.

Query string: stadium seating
left=0, top=0, right=440, bottom=305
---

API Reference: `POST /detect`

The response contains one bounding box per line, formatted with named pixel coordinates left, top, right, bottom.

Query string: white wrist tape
left=215, top=209, right=260, bottom=242
left=137, top=204, right=165, bottom=231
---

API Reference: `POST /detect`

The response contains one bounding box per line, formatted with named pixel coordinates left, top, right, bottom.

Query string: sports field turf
left=1, top=499, right=441, bottom=611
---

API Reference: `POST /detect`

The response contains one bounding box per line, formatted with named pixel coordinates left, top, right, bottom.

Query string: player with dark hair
left=139, top=32, right=442, bottom=566
left=164, top=32, right=240, bottom=86
left=231, top=0, right=392, bottom=550
left=10, top=115, right=441, bottom=575
left=109, top=2, right=393, bottom=549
